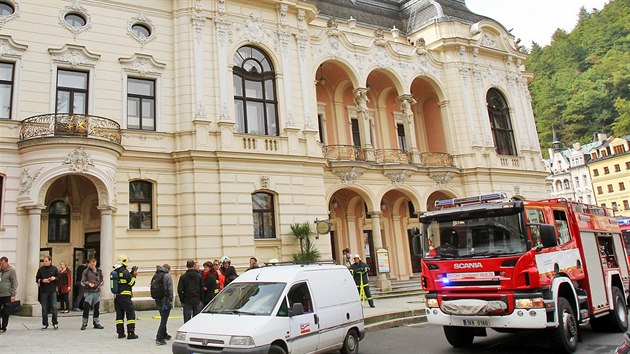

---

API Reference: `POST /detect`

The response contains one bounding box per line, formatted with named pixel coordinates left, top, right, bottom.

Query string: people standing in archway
left=36, top=255, right=59, bottom=329
left=57, top=261, right=72, bottom=313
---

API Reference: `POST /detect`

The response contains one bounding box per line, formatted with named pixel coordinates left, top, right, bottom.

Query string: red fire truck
left=419, top=193, right=629, bottom=353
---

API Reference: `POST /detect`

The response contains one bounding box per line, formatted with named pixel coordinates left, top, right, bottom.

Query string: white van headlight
left=175, top=331, right=187, bottom=341
left=230, top=336, right=255, bottom=346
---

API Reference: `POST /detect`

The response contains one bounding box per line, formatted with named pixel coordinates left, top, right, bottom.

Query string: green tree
left=289, top=222, right=321, bottom=264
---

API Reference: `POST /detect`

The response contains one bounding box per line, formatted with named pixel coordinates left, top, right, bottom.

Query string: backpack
left=150, top=271, right=166, bottom=300
left=110, top=269, right=121, bottom=294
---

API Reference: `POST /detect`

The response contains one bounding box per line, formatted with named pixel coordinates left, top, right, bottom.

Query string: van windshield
left=203, top=282, right=286, bottom=316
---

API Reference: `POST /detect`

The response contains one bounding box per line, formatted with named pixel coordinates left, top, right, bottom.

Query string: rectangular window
left=611, top=202, right=618, bottom=211
left=624, top=200, right=629, bottom=211
left=615, top=164, right=621, bottom=172
left=0, top=62, right=14, bottom=119
left=397, top=123, right=406, bottom=150
left=129, top=181, right=153, bottom=229
left=127, top=78, right=155, bottom=131
left=351, top=118, right=361, bottom=148
left=604, top=166, right=610, bottom=174
left=56, top=69, right=88, bottom=114
left=607, top=184, right=614, bottom=193
left=620, top=182, right=626, bottom=191
left=252, top=192, right=275, bottom=239
left=597, top=186, right=603, bottom=194
left=626, top=162, right=630, bottom=170
left=317, top=114, right=325, bottom=144
left=613, top=145, right=626, bottom=154
left=553, top=210, right=571, bottom=245
left=593, top=169, right=599, bottom=177
left=574, top=177, right=579, bottom=187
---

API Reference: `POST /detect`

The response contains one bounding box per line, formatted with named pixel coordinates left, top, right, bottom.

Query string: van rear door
left=287, top=282, right=319, bottom=353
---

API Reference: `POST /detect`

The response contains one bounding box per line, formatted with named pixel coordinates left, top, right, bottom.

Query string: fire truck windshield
left=422, top=211, right=528, bottom=260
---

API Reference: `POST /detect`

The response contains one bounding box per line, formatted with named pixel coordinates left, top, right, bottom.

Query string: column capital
left=97, top=205, right=117, bottom=214
left=367, top=211, right=383, bottom=218
left=24, top=205, right=46, bottom=214
left=397, top=94, right=416, bottom=104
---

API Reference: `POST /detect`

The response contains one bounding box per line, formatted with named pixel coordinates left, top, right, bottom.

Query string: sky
left=466, top=0, right=610, bottom=47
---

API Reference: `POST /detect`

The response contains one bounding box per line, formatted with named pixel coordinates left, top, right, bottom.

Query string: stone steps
left=364, top=309, right=427, bottom=332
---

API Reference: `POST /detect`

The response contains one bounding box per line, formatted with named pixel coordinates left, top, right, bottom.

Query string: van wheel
left=340, top=329, right=359, bottom=354
left=268, top=344, right=286, bottom=354
left=443, top=326, right=474, bottom=348
left=591, top=287, right=628, bottom=333
left=550, top=297, right=578, bottom=353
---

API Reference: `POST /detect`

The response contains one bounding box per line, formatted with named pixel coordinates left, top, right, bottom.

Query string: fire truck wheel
left=443, top=326, right=474, bottom=348
left=550, top=297, right=578, bottom=353
left=590, top=287, right=628, bottom=333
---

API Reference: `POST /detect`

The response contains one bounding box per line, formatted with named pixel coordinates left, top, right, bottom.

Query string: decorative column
left=353, top=88, right=374, bottom=161
left=98, top=206, right=115, bottom=301
left=25, top=206, right=44, bottom=305
left=347, top=217, right=359, bottom=256
left=369, top=212, right=392, bottom=291
left=398, top=94, right=419, bottom=163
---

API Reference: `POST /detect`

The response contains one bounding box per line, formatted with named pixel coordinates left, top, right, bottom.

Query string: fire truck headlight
left=515, top=297, right=544, bottom=309
left=426, top=298, right=439, bottom=308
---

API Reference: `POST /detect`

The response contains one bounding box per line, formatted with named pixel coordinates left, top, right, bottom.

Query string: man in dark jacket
left=177, top=259, right=203, bottom=323
left=35, top=255, right=59, bottom=329
left=154, top=264, right=173, bottom=345
left=0, top=256, right=18, bottom=332
left=113, top=255, right=138, bottom=339
left=73, top=260, right=88, bottom=311
left=349, top=254, right=375, bottom=308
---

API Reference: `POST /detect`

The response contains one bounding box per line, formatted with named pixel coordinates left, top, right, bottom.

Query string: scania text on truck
left=418, top=193, right=630, bottom=353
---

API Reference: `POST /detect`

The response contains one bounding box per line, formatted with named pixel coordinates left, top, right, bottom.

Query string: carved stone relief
left=334, top=167, right=363, bottom=186
left=127, top=14, right=157, bottom=48
left=0, top=34, right=27, bottom=59
left=244, top=14, right=264, bottom=44
left=119, top=53, right=166, bottom=77
left=480, top=33, right=497, bottom=48
left=49, top=44, right=101, bottom=68
left=63, top=147, right=94, bottom=173
left=384, top=170, right=411, bottom=187
left=19, top=167, right=43, bottom=196
left=192, top=13, right=206, bottom=44
left=261, top=175, right=270, bottom=189
left=430, top=172, right=453, bottom=187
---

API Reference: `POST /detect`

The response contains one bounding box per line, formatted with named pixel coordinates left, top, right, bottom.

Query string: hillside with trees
left=526, top=0, right=630, bottom=154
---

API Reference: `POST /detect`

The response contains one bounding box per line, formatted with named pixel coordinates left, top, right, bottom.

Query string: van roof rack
left=263, top=260, right=339, bottom=267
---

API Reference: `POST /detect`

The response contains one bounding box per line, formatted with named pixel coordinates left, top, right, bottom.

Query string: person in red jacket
left=57, top=261, right=72, bottom=313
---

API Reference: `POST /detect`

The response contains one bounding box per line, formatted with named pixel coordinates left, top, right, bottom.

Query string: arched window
left=129, top=180, right=153, bottom=229
left=486, top=89, right=517, bottom=156
left=233, top=46, right=278, bottom=136
left=48, top=201, right=70, bottom=243
left=563, top=179, right=570, bottom=189
left=252, top=191, right=275, bottom=239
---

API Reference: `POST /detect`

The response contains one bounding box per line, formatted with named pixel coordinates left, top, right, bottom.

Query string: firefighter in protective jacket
left=349, top=254, right=375, bottom=308
left=113, top=255, right=138, bottom=339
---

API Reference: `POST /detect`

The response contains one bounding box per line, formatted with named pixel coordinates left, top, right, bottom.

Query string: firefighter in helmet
left=112, top=254, right=138, bottom=339
left=349, top=254, right=375, bottom=308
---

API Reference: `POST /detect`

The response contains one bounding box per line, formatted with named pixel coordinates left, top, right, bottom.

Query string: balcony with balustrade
left=19, top=113, right=122, bottom=144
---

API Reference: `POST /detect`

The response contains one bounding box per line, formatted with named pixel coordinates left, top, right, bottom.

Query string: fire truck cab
left=419, top=193, right=629, bottom=353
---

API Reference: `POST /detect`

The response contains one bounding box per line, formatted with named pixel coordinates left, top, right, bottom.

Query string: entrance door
left=408, top=230, right=422, bottom=273
left=363, top=231, right=376, bottom=276
left=287, top=282, right=319, bottom=353
left=330, top=231, right=337, bottom=261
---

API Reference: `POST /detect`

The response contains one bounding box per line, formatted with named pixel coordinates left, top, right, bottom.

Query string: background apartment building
left=0, top=0, right=548, bottom=313
left=588, top=135, right=630, bottom=217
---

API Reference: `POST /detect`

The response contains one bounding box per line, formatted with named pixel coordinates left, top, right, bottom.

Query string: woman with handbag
left=0, top=256, right=18, bottom=332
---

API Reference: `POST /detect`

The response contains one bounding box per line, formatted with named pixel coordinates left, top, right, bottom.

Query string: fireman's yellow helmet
left=116, top=254, right=129, bottom=267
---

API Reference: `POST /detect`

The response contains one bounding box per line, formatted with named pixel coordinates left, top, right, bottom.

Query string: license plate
left=462, top=319, right=490, bottom=327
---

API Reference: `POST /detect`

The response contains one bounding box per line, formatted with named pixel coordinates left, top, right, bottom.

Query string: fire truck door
left=581, top=232, right=608, bottom=309
left=612, top=234, right=630, bottom=281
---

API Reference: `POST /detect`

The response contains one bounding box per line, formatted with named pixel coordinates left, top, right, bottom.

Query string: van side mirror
left=540, top=224, right=558, bottom=248
left=289, top=303, right=304, bottom=317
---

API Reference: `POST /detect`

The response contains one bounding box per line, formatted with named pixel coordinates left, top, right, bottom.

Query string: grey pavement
left=0, top=296, right=425, bottom=354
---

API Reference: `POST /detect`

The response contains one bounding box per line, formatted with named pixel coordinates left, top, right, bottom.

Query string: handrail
left=19, top=113, right=122, bottom=144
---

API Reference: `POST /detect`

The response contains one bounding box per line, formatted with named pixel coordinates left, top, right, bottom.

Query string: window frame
left=233, top=46, right=279, bottom=136
left=48, top=200, right=71, bottom=243
left=126, top=77, right=156, bottom=131
left=0, top=61, right=14, bottom=119
left=252, top=191, right=276, bottom=239
left=129, top=180, right=154, bottom=230
left=56, top=69, right=89, bottom=114
left=486, top=88, right=517, bottom=156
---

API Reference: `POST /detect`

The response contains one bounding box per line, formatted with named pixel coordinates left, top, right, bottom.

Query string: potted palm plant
left=290, top=222, right=321, bottom=264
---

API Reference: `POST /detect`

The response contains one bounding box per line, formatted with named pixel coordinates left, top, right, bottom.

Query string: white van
left=172, top=263, right=365, bottom=354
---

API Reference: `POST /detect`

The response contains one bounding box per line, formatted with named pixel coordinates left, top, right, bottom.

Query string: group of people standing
left=0, top=254, right=264, bottom=345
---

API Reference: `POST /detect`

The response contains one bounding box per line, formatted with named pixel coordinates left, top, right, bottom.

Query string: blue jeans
left=182, top=302, right=202, bottom=323
left=40, top=291, right=58, bottom=326
left=156, top=299, right=172, bottom=341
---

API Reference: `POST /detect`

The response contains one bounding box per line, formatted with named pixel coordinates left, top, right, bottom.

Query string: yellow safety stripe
left=129, top=277, right=136, bottom=286
left=127, top=320, right=136, bottom=324
left=120, top=290, right=132, bottom=295
left=119, top=279, right=128, bottom=284
left=115, top=320, right=124, bottom=324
